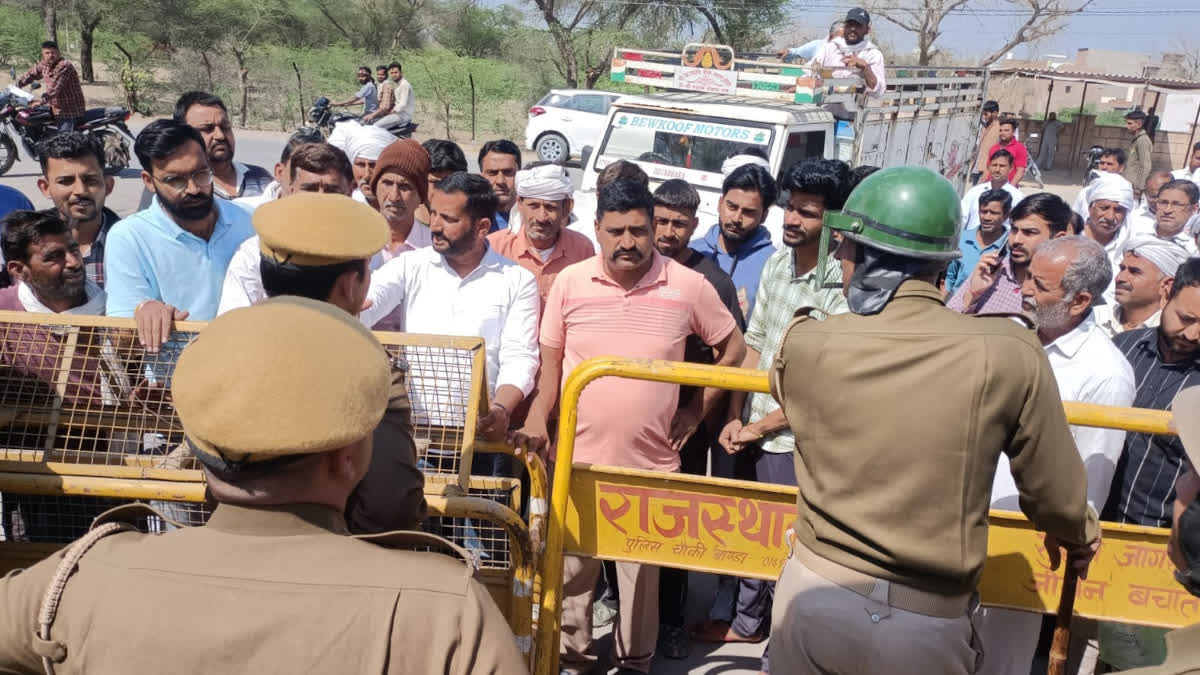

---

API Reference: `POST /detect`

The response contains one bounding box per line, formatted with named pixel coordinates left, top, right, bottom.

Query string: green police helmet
left=823, top=166, right=963, bottom=260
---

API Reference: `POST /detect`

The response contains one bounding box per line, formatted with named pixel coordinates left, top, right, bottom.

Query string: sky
left=494, top=0, right=1200, bottom=68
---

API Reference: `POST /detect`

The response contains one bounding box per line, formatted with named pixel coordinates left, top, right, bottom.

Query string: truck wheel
left=536, top=133, right=569, bottom=165
left=0, top=136, right=16, bottom=176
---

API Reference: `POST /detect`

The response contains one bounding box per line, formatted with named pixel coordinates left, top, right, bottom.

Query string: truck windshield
left=597, top=110, right=774, bottom=177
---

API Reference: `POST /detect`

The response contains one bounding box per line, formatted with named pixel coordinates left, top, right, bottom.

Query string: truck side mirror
left=581, top=145, right=593, bottom=170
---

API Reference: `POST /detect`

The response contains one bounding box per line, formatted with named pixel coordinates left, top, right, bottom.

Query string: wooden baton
left=1047, top=562, right=1081, bottom=675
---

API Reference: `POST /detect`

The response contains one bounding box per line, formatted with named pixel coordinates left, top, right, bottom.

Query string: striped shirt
left=745, top=248, right=847, bottom=454
left=1102, top=327, right=1200, bottom=527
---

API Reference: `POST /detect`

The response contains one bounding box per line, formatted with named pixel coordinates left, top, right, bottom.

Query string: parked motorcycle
left=298, top=96, right=418, bottom=140
left=0, top=67, right=134, bottom=177
left=1081, top=144, right=1105, bottom=186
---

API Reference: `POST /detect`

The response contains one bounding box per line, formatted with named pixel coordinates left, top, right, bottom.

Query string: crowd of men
left=0, top=78, right=1199, bottom=674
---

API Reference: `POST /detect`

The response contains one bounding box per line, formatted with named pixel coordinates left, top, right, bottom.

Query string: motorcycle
left=1081, top=144, right=1105, bottom=186
left=0, top=67, right=135, bottom=177
left=298, top=96, right=418, bottom=140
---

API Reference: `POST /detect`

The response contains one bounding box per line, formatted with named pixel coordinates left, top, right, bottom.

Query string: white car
left=524, top=89, right=621, bottom=164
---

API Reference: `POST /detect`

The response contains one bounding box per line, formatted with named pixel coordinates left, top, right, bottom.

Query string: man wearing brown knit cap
left=0, top=296, right=528, bottom=674
left=370, top=138, right=432, bottom=266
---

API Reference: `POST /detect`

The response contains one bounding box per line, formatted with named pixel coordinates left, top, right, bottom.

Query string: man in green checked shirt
left=690, top=158, right=850, bottom=672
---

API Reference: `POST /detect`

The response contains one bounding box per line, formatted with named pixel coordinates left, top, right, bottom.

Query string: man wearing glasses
left=104, top=119, right=254, bottom=349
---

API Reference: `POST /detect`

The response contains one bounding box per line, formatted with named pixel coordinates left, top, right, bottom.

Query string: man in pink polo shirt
left=513, top=180, right=745, bottom=674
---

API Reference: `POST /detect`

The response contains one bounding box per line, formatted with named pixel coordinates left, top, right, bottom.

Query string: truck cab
left=580, top=92, right=834, bottom=236
left=572, top=44, right=988, bottom=242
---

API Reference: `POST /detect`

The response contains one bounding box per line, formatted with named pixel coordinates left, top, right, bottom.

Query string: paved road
left=0, top=123, right=584, bottom=218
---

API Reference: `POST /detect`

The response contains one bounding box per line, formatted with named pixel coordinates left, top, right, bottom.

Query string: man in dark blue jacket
left=691, top=164, right=778, bottom=320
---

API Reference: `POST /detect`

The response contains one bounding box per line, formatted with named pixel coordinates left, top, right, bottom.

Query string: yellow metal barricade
left=536, top=357, right=1183, bottom=675
left=0, top=312, right=540, bottom=665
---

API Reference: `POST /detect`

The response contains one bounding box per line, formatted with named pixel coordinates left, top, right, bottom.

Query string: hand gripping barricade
left=0, top=308, right=1186, bottom=675
left=533, top=357, right=1186, bottom=675
left=0, top=310, right=545, bottom=670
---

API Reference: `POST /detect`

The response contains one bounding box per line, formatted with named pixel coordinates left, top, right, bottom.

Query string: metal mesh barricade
left=0, top=310, right=502, bottom=560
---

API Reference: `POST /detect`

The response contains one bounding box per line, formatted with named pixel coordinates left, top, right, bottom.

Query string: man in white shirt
left=960, top=148, right=1024, bottom=230
left=1172, top=142, right=1200, bottom=182
left=1125, top=171, right=1172, bottom=236
left=1080, top=171, right=1135, bottom=301
left=216, top=143, right=356, bottom=315
left=360, top=171, right=540, bottom=440
left=1145, top=178, right=1200, bottom=255
left=1093, top=234, right=1191, bottom=338
left=372, top=63, right=416, bottom=129
left=976, top=236, right=1135, bottom=675
left=807, top=7, right=886, bottom=96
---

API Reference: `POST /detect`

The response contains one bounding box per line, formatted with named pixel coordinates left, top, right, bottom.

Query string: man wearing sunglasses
left=104, top=119, right=254, bottom=350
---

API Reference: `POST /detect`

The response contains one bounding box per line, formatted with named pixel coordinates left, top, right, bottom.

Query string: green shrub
left=0, top=7, right=43, bottom=70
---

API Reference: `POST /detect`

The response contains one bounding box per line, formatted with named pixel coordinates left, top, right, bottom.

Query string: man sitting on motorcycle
left=331, top=66, right=378, bottom=117
left=17, top=41, right=85, bottom=132
left=363, top=62, right=415, bottom=131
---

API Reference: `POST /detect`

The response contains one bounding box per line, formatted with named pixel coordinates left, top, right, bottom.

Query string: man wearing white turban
left=1081, top=171, right=1136, bottom=301
left=1093, top=234, right=1193, bottom=337
left=488, top=164, right=595, bottom=309
left=345, top=125, right=398, bottom=205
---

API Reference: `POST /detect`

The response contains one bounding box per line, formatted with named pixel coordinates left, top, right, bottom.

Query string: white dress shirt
left=991, top=312, right=1135, bottom=511
left=232, top=181, right=281, bottom=213
left=216, top=235, right=266, bottom=316
left=361, top=245, right=540, bottom=413
left=960, top=182, right=1024, bottom=230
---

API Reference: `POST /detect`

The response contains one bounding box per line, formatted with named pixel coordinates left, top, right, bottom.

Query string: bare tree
left=867, top=0, right=1093, bottom=67
left=977, top=0, right=1095, bottom=67
left=526, top=0, right=638, bottom=88
left=1170, top=38, right=1200, bottom=80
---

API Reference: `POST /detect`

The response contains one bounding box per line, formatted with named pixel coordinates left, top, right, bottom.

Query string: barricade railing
left=0, top=311, right=489, bottom=492
left=536, top=357, right=1180, bottom=675
left=0, top=312, right=543, bottom=665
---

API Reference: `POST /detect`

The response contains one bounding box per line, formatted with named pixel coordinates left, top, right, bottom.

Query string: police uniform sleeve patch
left=353, top=530, right=480, bottom=578
left=973, top=311, right=1035, bottom=330
left=91, top=502, right=183, bottom=530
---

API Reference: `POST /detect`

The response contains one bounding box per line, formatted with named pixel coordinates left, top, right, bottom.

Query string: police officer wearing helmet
left=1122, top=386, right=1200, bottom=674
left=767, top=166, right=1101, bottom=674
left=0, top=297, right=528, bottom=674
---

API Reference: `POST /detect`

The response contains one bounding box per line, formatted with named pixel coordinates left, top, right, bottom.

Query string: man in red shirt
left=17, top=41, right=85, bottom=132
left=988, top=117, right=1029, bottom=187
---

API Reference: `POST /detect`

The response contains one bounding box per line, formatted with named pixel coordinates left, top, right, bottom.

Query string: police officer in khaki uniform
left=0, top=296, right=528, bottom=674
left=767, top=166, right=1101, bottom=674
left=1124, top=386, right=1200, bottom=675
left=251, top=192, right=426, bottom=534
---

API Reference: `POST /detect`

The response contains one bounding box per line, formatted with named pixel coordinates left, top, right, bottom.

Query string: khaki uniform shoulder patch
left=353, top=530, right=480, bottom=578
left=972, top=311, right=1036, bottom=330
left=92, top=502, right=182, bottom=531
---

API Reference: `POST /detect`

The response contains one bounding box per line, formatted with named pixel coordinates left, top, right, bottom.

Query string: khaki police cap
left=172, top=296, right=390, bottom=467
left=1174, top=386, right=1200, bottom=471
left=255, top=192, right=388, bottom=267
